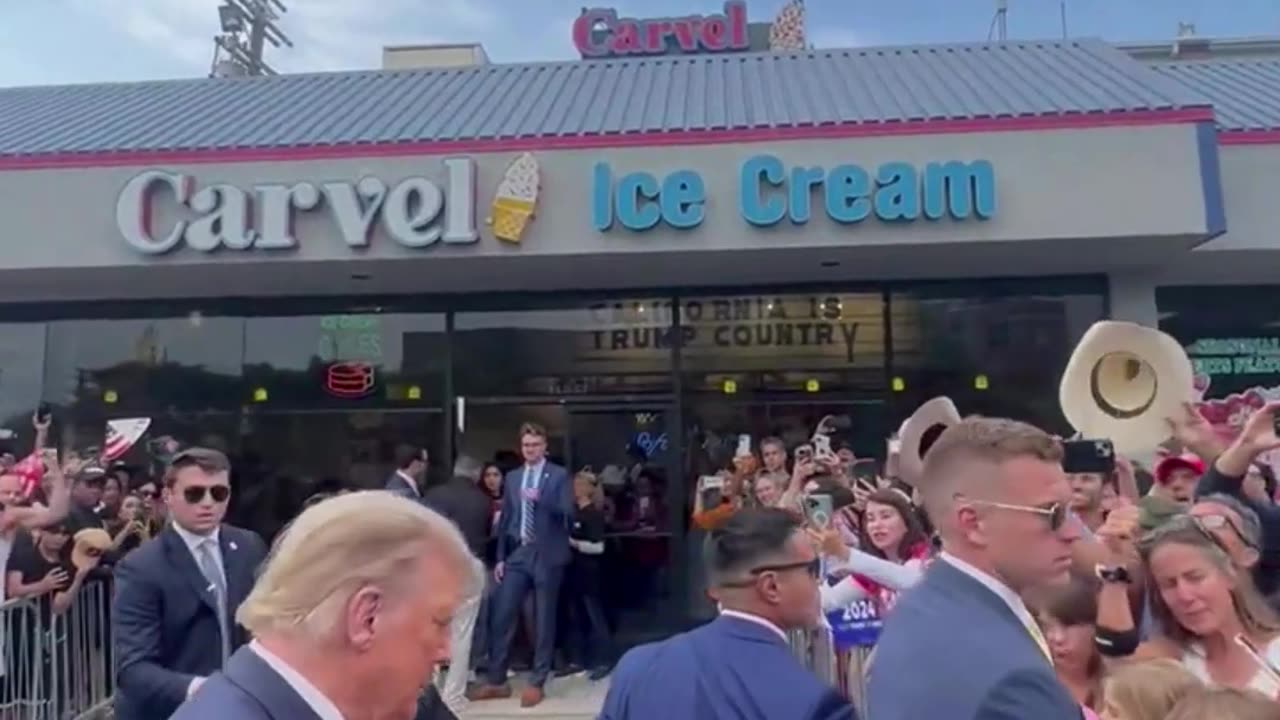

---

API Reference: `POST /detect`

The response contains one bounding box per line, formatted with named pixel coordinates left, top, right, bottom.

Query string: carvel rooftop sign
left=574, top=1, right=751, bottom=58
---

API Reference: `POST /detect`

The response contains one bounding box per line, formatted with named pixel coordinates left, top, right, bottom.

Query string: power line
left=210, top=0, right=293, bottom=78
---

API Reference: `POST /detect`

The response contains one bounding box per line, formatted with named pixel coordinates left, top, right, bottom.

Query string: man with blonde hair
left=173, top=491, right=481, bottom=720
left=867, top=416, right=1083, bottom=720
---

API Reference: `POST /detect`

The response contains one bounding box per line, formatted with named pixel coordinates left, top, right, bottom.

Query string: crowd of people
left=594, top=396, right=1280, bottom=719
left=5, top=380, right=1280, bottom=718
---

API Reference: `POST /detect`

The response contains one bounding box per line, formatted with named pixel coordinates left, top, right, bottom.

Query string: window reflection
left=0, top=324, right=47, bottom=455
left=43, top=316, right=244, bottom=416
left=890, top=290, right=1104, bottom=433
left=244, top=313, right=446, bottom=407
left=453, top=300, right=674, bottom=397
left=1160, top=286, right=1280, bottom=400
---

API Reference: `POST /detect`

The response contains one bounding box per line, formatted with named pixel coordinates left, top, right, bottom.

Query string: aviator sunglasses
left=181, top=485, right=230, bottom=504
left=961, top=496, right=1070, bottom=531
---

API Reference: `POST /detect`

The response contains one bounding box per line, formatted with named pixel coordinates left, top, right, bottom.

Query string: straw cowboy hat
left=1059, top=320, right=1194, bottom=455
left=71, top=528, right=112, bottom=571
left=898, top=396, right=962, bottom=488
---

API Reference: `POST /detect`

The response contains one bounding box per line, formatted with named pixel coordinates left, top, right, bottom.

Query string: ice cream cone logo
left=487, top=152, right=541, bottom=244
left=769, top=0, right=806, bottom=51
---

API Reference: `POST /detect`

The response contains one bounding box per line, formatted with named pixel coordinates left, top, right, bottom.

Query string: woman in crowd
left=133, top=476, right=166, bottom=533
left=1134, top=515, right=1280, bottom=696
left=97, top=473, right=124, bottom=523
left=106, top=492, right=151, bottom=555
left=1029, top=574, right=1106, bottom=717
left=564, top=468, right=612, bottom=681
left=1099, top=659, right=1201, bottom=720
left=846, top=489, right=930, bottom=611
left=810, top=489, right=929, bottom=613
left=753, top=470, right=787, bottom=509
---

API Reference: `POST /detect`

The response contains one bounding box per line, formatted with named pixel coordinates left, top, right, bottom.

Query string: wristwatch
left=1095, top=564, right=1133, bottom=585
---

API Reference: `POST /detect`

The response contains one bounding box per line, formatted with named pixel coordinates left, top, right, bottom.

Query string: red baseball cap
left=1154, top=453, right=1205, bottom=484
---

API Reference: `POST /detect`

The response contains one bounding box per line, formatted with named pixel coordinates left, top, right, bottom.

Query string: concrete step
left=458, top=674, right=607, bottom=720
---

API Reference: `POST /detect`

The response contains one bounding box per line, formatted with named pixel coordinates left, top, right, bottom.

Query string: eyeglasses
left=1195, top=513, right=1258, bottom=550
left=1141, top=512, right=1246, bottom=555
left=182, top=485, right=230, bottom=504
left=965, top=498, right=1069, bottom=531
left=721, top=557, right=822, bottom=587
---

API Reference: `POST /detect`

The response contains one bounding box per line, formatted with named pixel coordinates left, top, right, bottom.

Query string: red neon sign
left=325, top=362, right=376, bottom=399
left=574, top=1, right=750, bottom=59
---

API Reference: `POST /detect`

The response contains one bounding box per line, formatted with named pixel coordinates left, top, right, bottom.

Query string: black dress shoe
left=587, top=665, right=612, bottom=681
left=555, top=663, right=584, bottom=678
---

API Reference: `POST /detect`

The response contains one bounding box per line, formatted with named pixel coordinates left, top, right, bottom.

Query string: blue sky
left=0, top=0, right=1275, bottom=87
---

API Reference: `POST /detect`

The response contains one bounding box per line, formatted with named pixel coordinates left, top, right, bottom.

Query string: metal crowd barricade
left=788, top=627, right=873, bottom=719
left=0, top=579, right=115, bottom=720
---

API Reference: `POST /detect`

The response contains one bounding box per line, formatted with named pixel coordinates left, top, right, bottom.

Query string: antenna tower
left=989, top=0, right=1009, bottom=42
left=210, top=0, right=294, bottom=78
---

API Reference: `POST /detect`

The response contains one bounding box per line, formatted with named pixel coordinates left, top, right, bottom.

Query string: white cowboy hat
left=1059, top=321, right=1194, bottom=455
left=898, top=396, right=961, bottom=488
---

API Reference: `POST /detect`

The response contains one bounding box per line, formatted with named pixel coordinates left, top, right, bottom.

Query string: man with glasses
left=600, top=507, right=855, bottom=720
left=868, top=416, right=1082, bottom=720
left=113, top=448, right=268, bottom=720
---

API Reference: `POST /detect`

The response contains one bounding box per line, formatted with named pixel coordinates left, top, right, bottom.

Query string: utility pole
left=210, top=0, right=293, bottom=78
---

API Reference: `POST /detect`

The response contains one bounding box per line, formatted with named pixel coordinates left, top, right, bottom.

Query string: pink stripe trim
left=1219, top=130, right=1280, bottom=146
left=0, top=107, right=1214, bottom=171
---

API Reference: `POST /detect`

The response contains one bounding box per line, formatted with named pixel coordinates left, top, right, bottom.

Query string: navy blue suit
left=486, top=460, right=572, bottom=687
left=172, top=645, right=458, bottom=720
left=112, top=524, right=267, bottom=720
left=600, top=614, right=855, bottom=720
left=867, top=559, right=1082, bottom=720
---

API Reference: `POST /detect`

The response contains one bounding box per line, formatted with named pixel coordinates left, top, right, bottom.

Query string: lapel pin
left=229, top=541, right=238, bottom=551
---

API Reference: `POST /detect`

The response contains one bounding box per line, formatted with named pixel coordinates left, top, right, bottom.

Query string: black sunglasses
left=722, top=557, right=822, bottom=587
left=182, top=485, right=230, bottom=504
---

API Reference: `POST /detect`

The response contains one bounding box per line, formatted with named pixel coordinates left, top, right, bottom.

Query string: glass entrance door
left=567, top=405, right=680, bottom=645
left=236, top=409, right=444, bottom=540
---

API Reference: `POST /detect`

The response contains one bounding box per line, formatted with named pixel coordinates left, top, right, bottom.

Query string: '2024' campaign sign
left=827, top=596, right=883, bottom=651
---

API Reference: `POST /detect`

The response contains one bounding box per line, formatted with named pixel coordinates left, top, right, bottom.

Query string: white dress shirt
left=719, top=608, right=789, bottom=643
left=172, top=522, right=225, bottom=586
left=940, top=551, right=1052, bottom=663
left=250, top=641, right=346, bottom=720
left=395, top=470, right=420, bottom=496
left=173, top=523, right=228, bottom=697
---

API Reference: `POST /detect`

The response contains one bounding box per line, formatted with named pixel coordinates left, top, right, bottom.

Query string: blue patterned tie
left=521, top=465, right=536, bottom=543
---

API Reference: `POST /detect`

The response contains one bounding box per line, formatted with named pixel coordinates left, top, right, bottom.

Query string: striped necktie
left=521, top=465, right=536, bottom=543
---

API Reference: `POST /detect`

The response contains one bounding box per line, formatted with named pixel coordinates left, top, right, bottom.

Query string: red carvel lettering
left=573, top=2, right=752, bottom=57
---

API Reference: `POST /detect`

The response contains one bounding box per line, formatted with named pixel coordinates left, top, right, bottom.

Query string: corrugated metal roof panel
left=0, top=38, right=1211, bottom=157
left=1149, top=58, right=1280, bottom=131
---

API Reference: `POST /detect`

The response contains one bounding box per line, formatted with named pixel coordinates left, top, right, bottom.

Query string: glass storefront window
left=678, top=292, right=885, bottom=394
left=890, top=286, right=1105, bottom=434
left=1159, top=285, right=1280, bottom=399
left=0, top=323, right=47, bottom=456
left=453, top=299, right=675, bottom=397
left=44, top=315, right=245, bottom=451
left=243, top=313, right=446, bottom=408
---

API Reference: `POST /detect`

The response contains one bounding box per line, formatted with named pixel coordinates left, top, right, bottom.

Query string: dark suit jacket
left=600, top=614, right=855, bottom=720
left=172, top=645, right=458, bottom=720
left=385, top=472, right=420, bottom=499
left=113, top=524, right=267, bottom=720
left=423, top=477, right=492, bottom=560
left=867, top=559, right=1082, bottom=720
left=496, top=462, right=573, bottom=568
